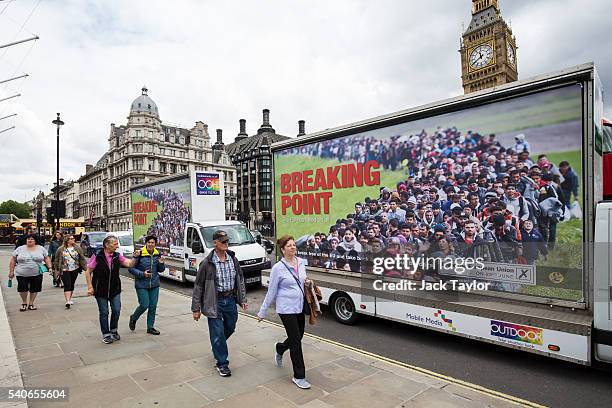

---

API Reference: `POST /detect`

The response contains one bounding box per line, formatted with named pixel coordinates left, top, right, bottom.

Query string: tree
left=0, top=200, right=32, bottom=218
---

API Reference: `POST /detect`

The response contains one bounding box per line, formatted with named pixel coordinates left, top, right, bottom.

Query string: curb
left=0, top=278, right=28, bottom=407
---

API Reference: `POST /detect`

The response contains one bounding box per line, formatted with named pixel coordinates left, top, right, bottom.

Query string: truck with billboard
left=130, top=170, right=269, bottom=285
left=269, top=63, right=612, bottom=366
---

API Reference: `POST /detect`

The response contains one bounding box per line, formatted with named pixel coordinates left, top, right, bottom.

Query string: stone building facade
left=77, top=86, right=237, bottom=231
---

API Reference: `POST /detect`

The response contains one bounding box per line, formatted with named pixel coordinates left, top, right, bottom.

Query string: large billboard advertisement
left=131, top=176, right=192, bottom=258
left=274, top=84, right=584, bottom=301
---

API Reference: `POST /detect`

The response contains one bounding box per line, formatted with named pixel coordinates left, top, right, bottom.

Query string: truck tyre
left=331, top=293, right=359, bottom=325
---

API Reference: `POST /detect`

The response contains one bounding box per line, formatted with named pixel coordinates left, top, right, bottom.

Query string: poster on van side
left=274, top=84, right=584, bottom=301
left=131, top=177, right=192, bottom=258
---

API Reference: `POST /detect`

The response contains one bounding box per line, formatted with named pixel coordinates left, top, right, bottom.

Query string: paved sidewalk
left=0, top=251, right=531, bottom=408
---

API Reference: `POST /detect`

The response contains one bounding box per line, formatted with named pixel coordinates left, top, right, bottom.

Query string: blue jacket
left=128, top=247, right=165, bottom=289
left=520, top=228, right=548, bottom=261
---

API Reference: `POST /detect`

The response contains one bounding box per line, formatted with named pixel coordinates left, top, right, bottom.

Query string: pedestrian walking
left=48, top=231, right=64, bottom=288
left=128, top=235, right=165, bottom=335
left=191, top=230, right=247, bottom=377
left=257, top=235, right=312, bottom=390
left=8, top=234, right=52, bottom=311
left=54, top=234, right=88, bottom=309
left=84, top=235, right=139, bottom=344
left=14, top=225, right=45, bottom=248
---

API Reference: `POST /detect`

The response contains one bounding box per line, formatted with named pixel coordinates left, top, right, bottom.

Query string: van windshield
left=88, top=233, right=107, bottom=244
left=118, top=236, right=133, bottom=246
left=200, top=225, right=255, bottom=247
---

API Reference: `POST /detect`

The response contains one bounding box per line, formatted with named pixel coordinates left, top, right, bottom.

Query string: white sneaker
left=292, top=378, right=311, bottom=389
left=68, top=299, right=74, bottom=305
left=274, top=343, right=283, bottom=367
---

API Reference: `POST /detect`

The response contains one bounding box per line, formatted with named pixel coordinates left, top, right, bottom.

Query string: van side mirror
left=256, top=235, right=262, bottom=244
left=192, top=241, right=203, bottom=254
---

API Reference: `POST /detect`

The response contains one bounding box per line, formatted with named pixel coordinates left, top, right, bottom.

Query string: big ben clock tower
left=460, top=0, right=518, bottom=94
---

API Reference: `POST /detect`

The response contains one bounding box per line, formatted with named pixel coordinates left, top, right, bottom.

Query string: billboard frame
left=271, top=63, right=597, bottom=310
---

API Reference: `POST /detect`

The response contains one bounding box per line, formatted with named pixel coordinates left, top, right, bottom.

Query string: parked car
left=250, top=229, right=274, bottom=254
left=80, top=231, right=108, bottom=257
left=108, top=231, right=134, bottom=258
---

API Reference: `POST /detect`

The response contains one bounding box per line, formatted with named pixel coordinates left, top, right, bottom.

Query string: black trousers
left=62, top=269, right=80, bottom=292
left=277, top=313, right=306, bottom=379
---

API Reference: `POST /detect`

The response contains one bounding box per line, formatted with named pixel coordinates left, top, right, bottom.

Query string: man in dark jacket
left=14, top=225, right=45, bottom=248
left=520, top=220, right=548, bottom=264
left=559, top=161, right=579, bottom=209
left=191, top=230, right=247, bottom=377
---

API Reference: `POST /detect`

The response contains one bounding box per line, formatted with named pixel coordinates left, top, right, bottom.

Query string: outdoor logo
left=196, top=173, right=220, bottom=195
left=490, top=320, right=543, bottom=345
left=433, top=310, right=457, bottom=332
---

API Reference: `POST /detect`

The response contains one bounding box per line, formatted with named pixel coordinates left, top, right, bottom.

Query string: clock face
left=469, top=44, right=494, bottom=70
left=507, top=44, right=515, bottom=66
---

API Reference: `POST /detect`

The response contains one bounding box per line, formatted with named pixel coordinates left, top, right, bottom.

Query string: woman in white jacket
left=257, top=235, right=311, bottom=390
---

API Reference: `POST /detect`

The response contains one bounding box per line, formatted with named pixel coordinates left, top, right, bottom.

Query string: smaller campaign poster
left=196, top=173, right=220, bottom=196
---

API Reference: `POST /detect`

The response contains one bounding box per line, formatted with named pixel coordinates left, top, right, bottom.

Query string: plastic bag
left=559, top=208, right=571, bottom=223
left=570, top=201, right=582, bottom=220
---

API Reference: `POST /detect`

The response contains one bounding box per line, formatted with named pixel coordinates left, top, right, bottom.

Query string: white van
left=107, top=231, right=134, bottom=258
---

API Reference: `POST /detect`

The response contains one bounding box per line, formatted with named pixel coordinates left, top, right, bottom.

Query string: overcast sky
left=0, top=0, right=610, bottom=203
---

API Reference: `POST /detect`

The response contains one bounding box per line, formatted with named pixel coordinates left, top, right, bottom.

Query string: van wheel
left=331, top=293, right=359, bottom=325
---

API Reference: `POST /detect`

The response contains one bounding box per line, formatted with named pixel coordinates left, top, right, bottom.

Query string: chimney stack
left=216, top=129, right=223, bottom=143
left=298, top=120, right=306, bottom=137
left=235, top=119, right=248, bottom=143
left=257, top=108, right=275, bottom=134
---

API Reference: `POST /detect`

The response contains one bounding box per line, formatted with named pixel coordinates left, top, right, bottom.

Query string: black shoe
left=216, top=365, right=231, bottom=377
left=147, top=328, right=160, bottom=335
left=129, top=315, right=136, bottom=331
left=111, top=332, right=120, bottom=341
left=65, top=303, right=70, bottom=309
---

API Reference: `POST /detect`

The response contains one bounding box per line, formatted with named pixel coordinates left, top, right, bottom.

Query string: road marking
left=153, top=282, right=545, bottom=408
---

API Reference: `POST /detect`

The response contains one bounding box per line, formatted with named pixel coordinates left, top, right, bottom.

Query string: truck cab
left=183, top=220, right=270, bottom=286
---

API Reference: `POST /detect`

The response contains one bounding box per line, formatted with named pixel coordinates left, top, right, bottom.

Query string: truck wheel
left=331, top=293, right=359, bottom=325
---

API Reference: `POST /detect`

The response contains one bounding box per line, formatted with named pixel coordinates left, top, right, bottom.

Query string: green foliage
left=0, top=200, right=32, bottom=218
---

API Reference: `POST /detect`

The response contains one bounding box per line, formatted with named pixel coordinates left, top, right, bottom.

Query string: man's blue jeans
left=132, top=287, right=160, bottom=329
left=207, top=296, right=238, bottom=367
left=96, top=294, right=121, bottom=337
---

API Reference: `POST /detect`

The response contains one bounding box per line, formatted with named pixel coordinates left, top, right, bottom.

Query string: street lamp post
left=52, top=113, right=64, bottom=233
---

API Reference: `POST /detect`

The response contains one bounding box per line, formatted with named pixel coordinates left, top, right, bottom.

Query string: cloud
left=0, top=0, right=610, bottom=203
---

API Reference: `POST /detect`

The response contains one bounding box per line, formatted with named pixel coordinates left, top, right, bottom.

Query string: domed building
left=78, top=86, right=238, bottom=232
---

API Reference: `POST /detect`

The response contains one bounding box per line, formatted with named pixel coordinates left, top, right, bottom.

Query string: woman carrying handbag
left=54, top=235, right=88, bottom=309
left=257, top=235, right=315, bottom=390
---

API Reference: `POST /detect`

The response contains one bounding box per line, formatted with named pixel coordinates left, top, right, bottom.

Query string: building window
left=135, top=130, right=141, bottom=138
left=149, top=131, right=153, bottom=138
left=160, top=162, right=167, bottom=173
left=133, top=158, right=144, bottom=170
left=170, top=163, right=177, bottom=173
left=180, top=151, right=186, bottom=158
left=148, top=161, right=154, bottom=171
left=159, top=148, right=165, bottom=155
left=180, top=164, right=187, bottom=173
left=133, top=144, right=143, bottom=153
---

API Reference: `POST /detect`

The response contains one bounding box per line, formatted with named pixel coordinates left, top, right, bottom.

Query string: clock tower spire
left=460, top=0, right=518, bottom=94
